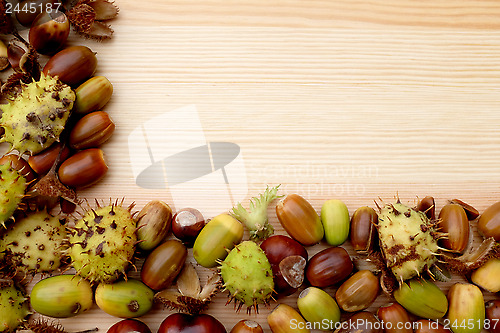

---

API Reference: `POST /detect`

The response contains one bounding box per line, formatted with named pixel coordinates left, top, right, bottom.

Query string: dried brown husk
left=0, top=0, right=15, bottom=35
left=26, top=318, right=67, bottom=333
left=442, top=236, right=500, bottom=274
left=1, top=39, right=40, bottom=97
left=155, top=262, right=221, bottom=315
left=67, top=0, right=117, bottom=40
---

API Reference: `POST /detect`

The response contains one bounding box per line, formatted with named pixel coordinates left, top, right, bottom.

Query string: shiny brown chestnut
left=350, top=206, right=378, bottom=253
left=376, top=303, right=412, bottom=333
left=140, top=239, right=187, bottom=290
left=58, top=148, right=107, bottom=188
left=69, top=111, right=115, bottom=150
left=335, top=311, right=382, bottom=333
left=0, top=154, right=36, bottom=182
left=417, top=196, right=436, bottom=220
left=107, top=319, right=152, bottom=333
left=158, top=313, right=226, bottom=333
left=230, top=320, right=263, bottom=333
left=29, top=11, right=69, bottom=55
left=43, top=45, right=97, bottom=86
left=15, top=0, right=60, bottom=26
left=172, top=208, right=206, bottom=246
left=305, top=246, right=353, bottom=288
left=438, top=203, right=469, bottom=253
left=486, top=300, right=500, bottom=333
left=478, top=201, right=500, bottom=241
left=28, top=142, right=71, bottom=175
left=414, top=319, right=451, bottom=333
left=260, top=235, right=308, bottom=296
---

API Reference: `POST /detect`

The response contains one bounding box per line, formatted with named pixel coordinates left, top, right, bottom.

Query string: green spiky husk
left=0, top=74, right=75, bottom=155
left=0, top=210, right=67, bottom=275
left=0, top=280, right=29, bottom=333
left=0, top=164, right=27, bottom=227
left=69, top=203, right=137, bottom=284
left=230, top=185, right=281, bottom=241
left=377, top=202, right=438, bottom=282
left=220, top=241, right=274, bottom=312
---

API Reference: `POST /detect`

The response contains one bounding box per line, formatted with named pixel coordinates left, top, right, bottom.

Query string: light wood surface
left=5, top=0, right=500, bottom=332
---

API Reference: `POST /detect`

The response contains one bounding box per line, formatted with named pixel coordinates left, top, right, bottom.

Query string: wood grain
left=5, top=0, right=500, bottom=332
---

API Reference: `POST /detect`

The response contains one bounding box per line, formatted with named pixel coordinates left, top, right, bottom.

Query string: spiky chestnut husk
left=219, top=241, right=274, bottom=313
left=0, top=279, right=29, bottom=333
left=0, top=74, right=75, bottom=155
left=0, top=210, right=68, bottom=276
left=0, top=163, right=28, bottom=228
left=69, top=201, right=137, bottom=284
left=230, top=185, right=281, bottom=241
left=377, top=201, right=439, bottom=283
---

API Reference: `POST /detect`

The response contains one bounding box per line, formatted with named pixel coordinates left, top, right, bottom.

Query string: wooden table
left=5, top=0, right=500, bottom=332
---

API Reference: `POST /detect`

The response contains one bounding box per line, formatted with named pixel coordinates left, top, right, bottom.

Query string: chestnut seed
left=376, top=303, right=412, bottom=333
left=172, top=208, right=206, bottom=246
left=417, top=196, right=436, bottom=220
left=0, top=154, right=36, bottom=182
left=140, top=239, right=187, bottom=290
left=107, top=319, right=152, bottom=333
left=28, top=142, right=71, bottom=175
left=438, top=203, right=470, bottom=253
left=29, top=11, right=70, bottom=55
left=230, top=320, right=263, bottom=333
left=486, top=300, right=500, bottom=333
left=43, top=45, right=98, bottom=86
left=69, top=111, right=115, bottom=150
left=279, top=255, right=306, bottom=289
left=58, top=148, right=108, bottom=188
left=335, top=311, right=382, bottom=333
left=16, top=0, right=60, bottom=26
left=158, top=313, right=226, bottom=333
left=260, top=235, right=308, bottom=296
left=305, top=246, right=353, bottom=288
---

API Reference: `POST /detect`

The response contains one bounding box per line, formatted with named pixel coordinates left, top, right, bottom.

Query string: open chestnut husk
left=260, top=235, right=308, bottom=296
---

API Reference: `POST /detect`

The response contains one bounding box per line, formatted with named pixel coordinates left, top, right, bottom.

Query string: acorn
left=95, top=279, right=154, bottom=318
left=192, top=213, right=244, bottom=268
left=43, top=45, right=97, bottom=86
left=73, top=76, right=114, bottom=115
left=438, top=203, right=470, bottom=253
left=394, top=278, right=448, bottom=319
left=305, top=246, right=353, bottom=288
left=30, top=275, right=93, bottom=318
left=349, top=206, right=378, bottom=253
left=478, top=201, right=500, bottom=241
left=297, top=287, right=341, bottom=331
left=276, top=194, right=324, bottom=246
left=58, top=148, right=108, bottom=188
left=471, top=258, right=500, bottom=293
left=447, top=283, right=485, bottom=333
left=335, top=270, right=379, bottom=312
left=268, top=304, right=310, bottom=333
left=28, top=142, right=71, bottom=175
left=321, top=199, right=350, bottom=246
left=135, top=200, right=173, bottom=251
left=69, top=111, right=115, bottom=150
